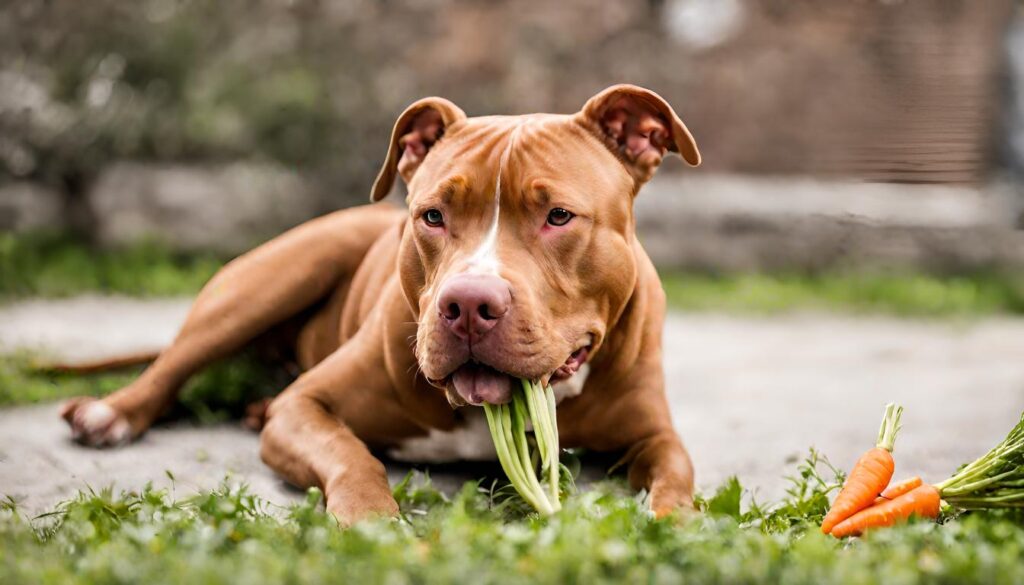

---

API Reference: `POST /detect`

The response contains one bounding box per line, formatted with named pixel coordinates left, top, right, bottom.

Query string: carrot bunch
left=823, top=407, right=1024, bottom=538
left=820, top=403, right=905, bottom=535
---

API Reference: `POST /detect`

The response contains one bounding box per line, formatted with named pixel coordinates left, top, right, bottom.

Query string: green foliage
left=661, top=271, right=1024, bottom=316
left=6, top=1, right=351, bottom=187
left=702, top=476, right=743, bottom=518
left=0, top=233, right=221, bottom=300
left=694, top=448, right=842, bottom=535
left=484, top=379, right=562, bottom=515
left=176, top=353, right=284, bottom=423
left=937, top=412, right=1024, bottom=509
left=7, top=233, right=1024, bottom=319
left=3, top=455, right=1024, bottom=584
left=743, top=449, right=845, bottom=534
left=0, top=351, right=137, bottom=406
left=0, top=351, right=279, bottom=422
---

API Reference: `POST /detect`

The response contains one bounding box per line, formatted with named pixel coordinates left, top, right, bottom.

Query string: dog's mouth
left=551, top=344, right=590, bottom=383
left=434, top=344, right=592, bottom=408
left=442, top=361, right=513, bottom=407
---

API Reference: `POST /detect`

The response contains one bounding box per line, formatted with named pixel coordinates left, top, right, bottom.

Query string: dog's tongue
left=451, top=363, right=513, bottom=406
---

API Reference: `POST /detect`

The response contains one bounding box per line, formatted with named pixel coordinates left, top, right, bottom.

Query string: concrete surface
left=2, top=297, right=1024, bottom=514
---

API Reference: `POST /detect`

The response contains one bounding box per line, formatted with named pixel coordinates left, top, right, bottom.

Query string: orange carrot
left=831, top=484, right=941, bottom=537
left=820, top=403, right=903, bottom=534
left=873, top=476, right=923, bottom=505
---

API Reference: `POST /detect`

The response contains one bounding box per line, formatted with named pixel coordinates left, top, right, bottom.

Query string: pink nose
left=436, top=273, right=511, bottom=341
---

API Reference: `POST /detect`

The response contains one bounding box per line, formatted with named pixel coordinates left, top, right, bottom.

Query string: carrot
left=830, top=484, right=941, bottom=537
left=880, top=475, right=922, bottom=499
left=826, top=410, right=1024, bottom=538
left=873, top=476, right=923, bottom=505
left=820, top=403, right=903, bottom=534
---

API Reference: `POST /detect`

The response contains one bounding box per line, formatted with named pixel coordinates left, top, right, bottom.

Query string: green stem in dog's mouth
left=483, top=378, right=561, bottom=515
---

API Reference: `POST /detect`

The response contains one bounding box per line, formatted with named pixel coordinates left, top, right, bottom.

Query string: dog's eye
left=546, top=208, right=574, bottom=227
left=423, top=209, right=444, bottom=227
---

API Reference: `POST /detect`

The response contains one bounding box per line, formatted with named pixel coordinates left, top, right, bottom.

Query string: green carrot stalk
left=935, top=412, right=1024, bottom=509
left=484, top=404, right=544, bottom=513
left=501, top=403, right=550, bottom=514
left=543, top=382, right=560, bottom=503
left=509, top=394, right=550, bottom=512
left=484, top=379, right=562, bottom=514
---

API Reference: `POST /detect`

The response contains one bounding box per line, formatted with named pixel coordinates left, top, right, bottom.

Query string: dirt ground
left=2, top=297, right=1024, bottom=514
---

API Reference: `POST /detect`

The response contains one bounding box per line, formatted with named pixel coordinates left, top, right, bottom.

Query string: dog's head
left=372, top=85, right=699, bottom=407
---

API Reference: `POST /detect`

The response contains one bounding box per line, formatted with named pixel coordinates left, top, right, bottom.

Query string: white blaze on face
left=465, top=126, right=520, bottom=276
left=465, top=191, right=501, bottom=275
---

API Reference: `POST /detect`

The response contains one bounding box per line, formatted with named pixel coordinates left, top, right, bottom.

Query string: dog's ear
left=371, top=97, right=467, bottom=202
left=576, top=84, right=700, bottom=184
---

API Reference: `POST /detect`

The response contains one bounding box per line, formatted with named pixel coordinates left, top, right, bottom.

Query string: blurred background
left=4, top=0, right=1024, bottom=510
left=3, top=0, right=1024, bottom=272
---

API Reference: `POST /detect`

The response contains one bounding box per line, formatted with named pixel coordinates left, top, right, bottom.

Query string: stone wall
left=2, top=0, right=1021, bottom=269
left=637, top=173, right=1024, bottom=272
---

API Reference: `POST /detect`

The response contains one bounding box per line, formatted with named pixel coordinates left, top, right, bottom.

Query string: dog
left=60, top=84, right=701, bottom=525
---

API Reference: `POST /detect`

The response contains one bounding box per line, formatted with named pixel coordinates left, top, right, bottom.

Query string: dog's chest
left=387, top=408, right=496, bottom=463
left=387, top=366, right=590, bottom=463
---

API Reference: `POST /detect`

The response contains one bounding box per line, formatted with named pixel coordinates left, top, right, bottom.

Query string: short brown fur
left=61, top=85, right=700, bottom=524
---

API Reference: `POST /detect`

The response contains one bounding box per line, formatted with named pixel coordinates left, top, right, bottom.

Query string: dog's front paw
left=649, top=479, right=696, bottom=520
left=324, top=482, right=400, bottom=527
left=60, top=397, right=133, bottom=448
left=242, top=398, right=273, bottom=431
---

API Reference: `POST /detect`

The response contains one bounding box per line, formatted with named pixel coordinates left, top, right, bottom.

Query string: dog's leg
left=260, top=394, right=399, bottom=526
left=61, top=206, right=403, bottom=447
left=620, top=424, right=695, bottom=518
left=572, top=258, right=695, bottom=517
left=259, top=319, right=416, bottom=526
left=562, top=310, right=695, bottom=519
left=576, top=383, right=695, bottom=518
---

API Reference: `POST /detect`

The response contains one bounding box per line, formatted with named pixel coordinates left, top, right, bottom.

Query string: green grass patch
left=0, top=232, right=222, bottom=300
left=661, top=272, right=1024, bottom=316
left=5, top=233, right=1024, bottom=317
left=0, top=352, right=282, bottom=420
left=2, top=453, right=1023, bottom=584
left=0, top=351, right=138, bottom=406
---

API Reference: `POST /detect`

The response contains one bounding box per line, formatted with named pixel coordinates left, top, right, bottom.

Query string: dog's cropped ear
left=371, top=97, right=467, bottom=202
left=576, top=84, right=700, bottom=184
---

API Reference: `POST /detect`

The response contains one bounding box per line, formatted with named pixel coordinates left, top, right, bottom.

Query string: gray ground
left=2, top=297, right=1024, bottom=515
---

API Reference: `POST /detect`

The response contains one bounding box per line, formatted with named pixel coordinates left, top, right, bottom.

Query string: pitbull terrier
left=60, top=84, right=701, bottom=524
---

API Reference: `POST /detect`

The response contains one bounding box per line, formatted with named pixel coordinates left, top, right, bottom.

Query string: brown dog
left=60, top=84, right=701, bottom=524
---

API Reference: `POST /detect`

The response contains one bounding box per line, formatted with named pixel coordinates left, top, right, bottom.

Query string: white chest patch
left=387, top=408, right=497, bottom=463
left=552, top=363, right=590, bottom=403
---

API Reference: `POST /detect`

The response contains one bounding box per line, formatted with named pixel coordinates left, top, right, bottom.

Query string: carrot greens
left=936, top=412, right=1024, bottom=508
left=483, top=379, right=561, bottom=515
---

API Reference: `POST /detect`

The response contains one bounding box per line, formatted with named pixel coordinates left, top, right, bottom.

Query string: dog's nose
left=436, top=273, right=511, bottom=341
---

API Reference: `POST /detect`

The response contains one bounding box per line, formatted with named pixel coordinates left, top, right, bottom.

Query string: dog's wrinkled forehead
left=406, top=115, right=576, bottom=198
left=456, top=122, right=521, bottom=276
left=371, top=85, right=700, bottom=205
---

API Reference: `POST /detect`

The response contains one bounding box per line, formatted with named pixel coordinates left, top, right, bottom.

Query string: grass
left=0, top=232, right=222, bottom=300
left=660, top=272, right=1024, bottom=317
left=2, top=452, right=1024, bottom=584
left=5, top=232, right=1024, bottom=317
left=3, top=233, right=1023, bottom=581
left=0, top=351, right=138, bottom=407
left=0, top=351, right=283, bottom=421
